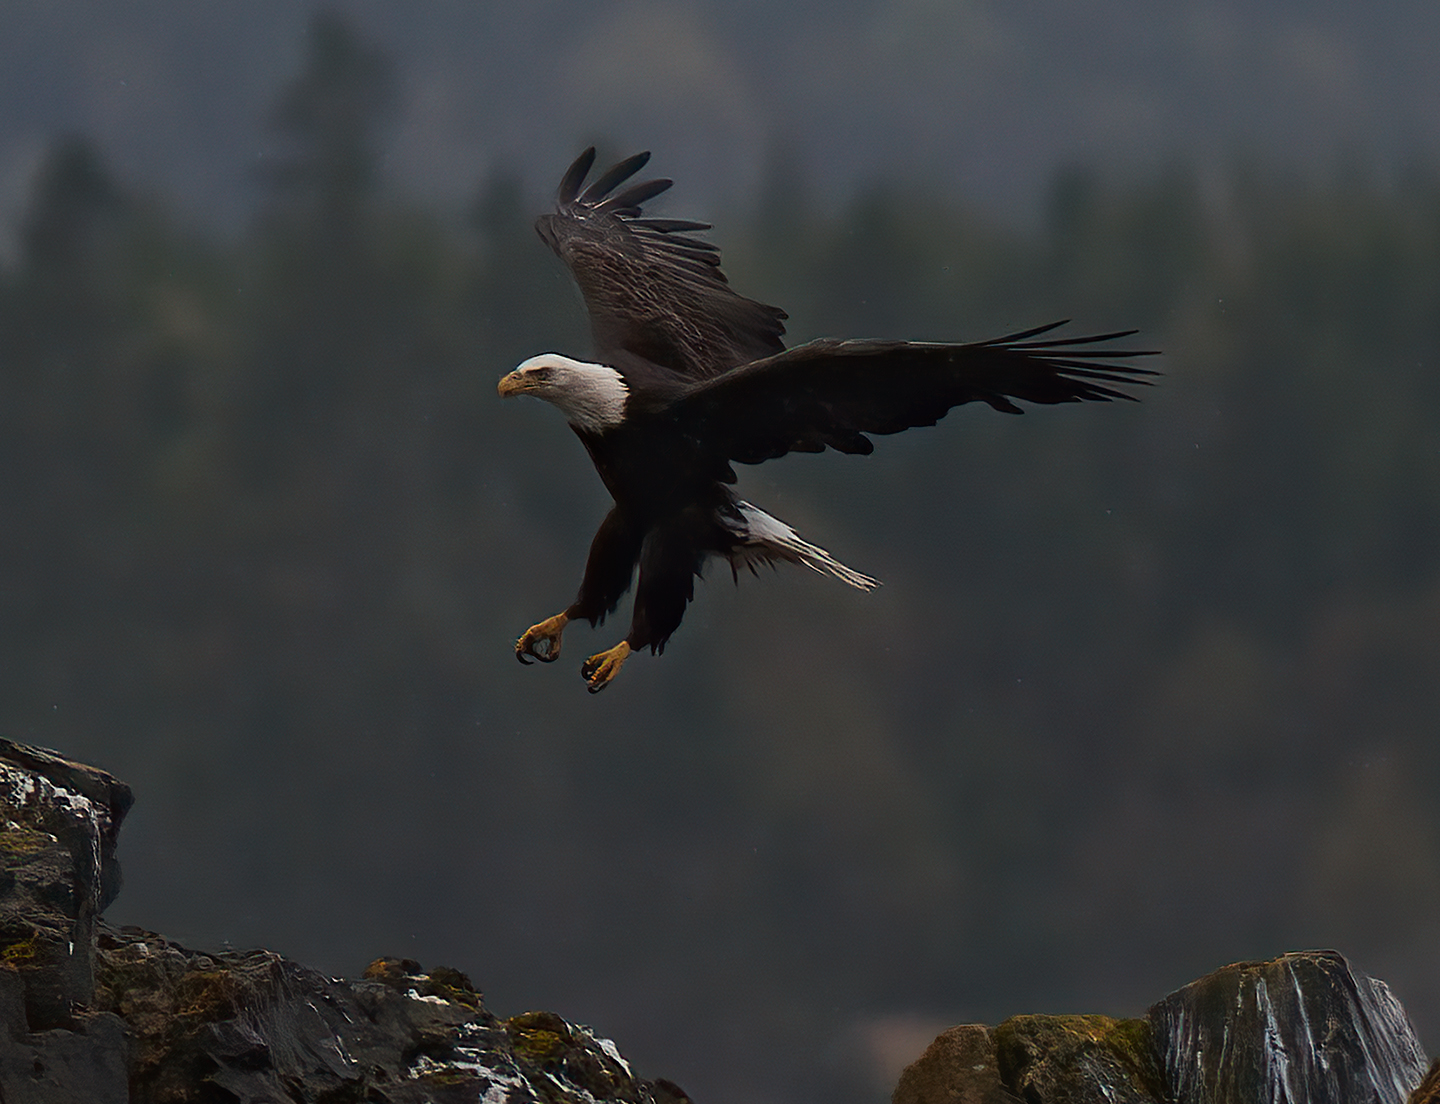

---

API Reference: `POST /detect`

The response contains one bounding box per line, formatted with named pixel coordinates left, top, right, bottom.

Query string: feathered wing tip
left=965, top=319, right=1161, bottom=402
left=555, top=147, right=598, bottom=205
left=550, top=148, right=727, bottom=273
left=722, top=501, right=878, bottom=591
left=557, top=147, right=673, bottom=215
left=539, top=149, right=789, bottom=375
left=580, top=150, right=650, bottom=202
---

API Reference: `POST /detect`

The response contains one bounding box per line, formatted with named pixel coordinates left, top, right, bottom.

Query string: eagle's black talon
left=515, top=638, right=560, bottom=664
left=581, top=641, right=631, bottom=692
left=515, top=612, right=570, bottom=666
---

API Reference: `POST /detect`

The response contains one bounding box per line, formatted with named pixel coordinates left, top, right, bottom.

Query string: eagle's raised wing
left=536, top=148, right=788, bottom=381
left=666, top=321, right=1158, bottom=465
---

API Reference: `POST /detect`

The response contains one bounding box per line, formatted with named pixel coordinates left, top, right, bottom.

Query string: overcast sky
left=3, top=0, right=1438, bottom=243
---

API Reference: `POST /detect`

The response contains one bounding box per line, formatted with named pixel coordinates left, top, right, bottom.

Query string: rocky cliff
left=2, top=738, right=1435, bottom=1103
left=1, top=738, right=693, bottom=1103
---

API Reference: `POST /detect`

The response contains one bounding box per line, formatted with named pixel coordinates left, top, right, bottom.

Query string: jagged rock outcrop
left=894, top=1015, right=1164, bottom=1104
left=0, top=737, right=131, bottom=1033
left=1151, top=949, right=1429, bottom=1104
left=894, top=952, right=1432, bottom=1104
left=994, top=1014, right=1166, bottom=1103
left=91, top=936, right=693, bottom=1104
left=1, top=738, right=692, bottom=1103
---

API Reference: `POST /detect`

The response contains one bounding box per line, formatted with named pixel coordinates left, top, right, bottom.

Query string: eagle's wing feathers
left=668, top=324, right=1158, bottom=465
left=536, top=148, right=787, bottom=380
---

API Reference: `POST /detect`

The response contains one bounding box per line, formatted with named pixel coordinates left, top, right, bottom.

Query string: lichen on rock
left=994, top=1013, right=1167, bottom=1103
left=894, top=952, right=1431, bottom=1104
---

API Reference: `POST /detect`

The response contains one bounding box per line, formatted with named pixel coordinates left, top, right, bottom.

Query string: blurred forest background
left=4, top=9, right=1440, bottom=1104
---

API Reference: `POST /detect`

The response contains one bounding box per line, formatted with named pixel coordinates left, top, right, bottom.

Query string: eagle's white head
left=497, top=353, right=629, bottom=432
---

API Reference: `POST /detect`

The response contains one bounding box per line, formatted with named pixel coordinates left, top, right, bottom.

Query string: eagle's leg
left=578, top=509, right=705, bottom=692
left=581, top=641, right=631, bottom=693
left=515, top=611, right=570, bottom=664
left=515, top=508, right=642, bottom=672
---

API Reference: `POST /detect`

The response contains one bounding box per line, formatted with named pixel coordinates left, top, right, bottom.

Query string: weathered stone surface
left=1149, top=950, right=1429, bottom=1104
left=1, top=737, right=132, bottom=1029
left=93, top=932, right=684, bottom=1104
left=1411, top=1057, right=1440, bottom=1104
left=892, top=1024, right=1019, bottom=1104
left=0, top=739, right=131, bottom=912
left=892, top=1016, right=1169, bottom=1104
left=1, top=737, right=135, bottom=1101
left=897, top=952, right=1432, bottom=1104
left=2, top=739, right=690, bottom=1104
left=0, top=967, right=129, bottom=1104
left=994, top=1014, right=1166, bottom=1103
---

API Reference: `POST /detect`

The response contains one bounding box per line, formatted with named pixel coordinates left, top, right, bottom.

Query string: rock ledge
left=1, top=738, right=691, bottom=1103
left=895, top=952, right=1433, bottom=1104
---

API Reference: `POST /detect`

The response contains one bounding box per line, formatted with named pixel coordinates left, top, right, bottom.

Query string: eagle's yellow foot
left=581, top=641, right=631, bottom=693
left=515, top=612, right=570, bottom=664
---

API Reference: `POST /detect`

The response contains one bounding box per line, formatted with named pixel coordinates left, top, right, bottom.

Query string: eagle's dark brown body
left=497, top=149, right=1157, bottom=692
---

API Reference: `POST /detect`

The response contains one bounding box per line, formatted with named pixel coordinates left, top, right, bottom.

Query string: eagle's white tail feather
left=723, top=501, right=878, bottom=590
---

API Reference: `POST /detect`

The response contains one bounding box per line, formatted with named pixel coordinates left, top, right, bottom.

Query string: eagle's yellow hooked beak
left=497, top=371, right=528, bottom=398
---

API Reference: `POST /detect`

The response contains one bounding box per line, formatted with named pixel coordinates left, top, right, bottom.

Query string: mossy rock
left=508, top=1009, right=575, bottom=1064
left=994, top=1014, right=1169, bottom=1103
left=506, top=1010, right=640, bottom=1103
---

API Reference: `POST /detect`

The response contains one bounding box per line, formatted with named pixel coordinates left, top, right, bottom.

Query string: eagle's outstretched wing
left=535, top=148, right=787, bottom=381
left=667, top=321, right=1159, bottom=466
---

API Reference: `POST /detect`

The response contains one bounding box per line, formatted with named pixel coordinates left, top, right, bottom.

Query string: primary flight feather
left=498, top=148, right=1157, bottom=692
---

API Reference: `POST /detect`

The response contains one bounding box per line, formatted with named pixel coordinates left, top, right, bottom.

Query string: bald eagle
left=499, top=149, right=1156, bottom=692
